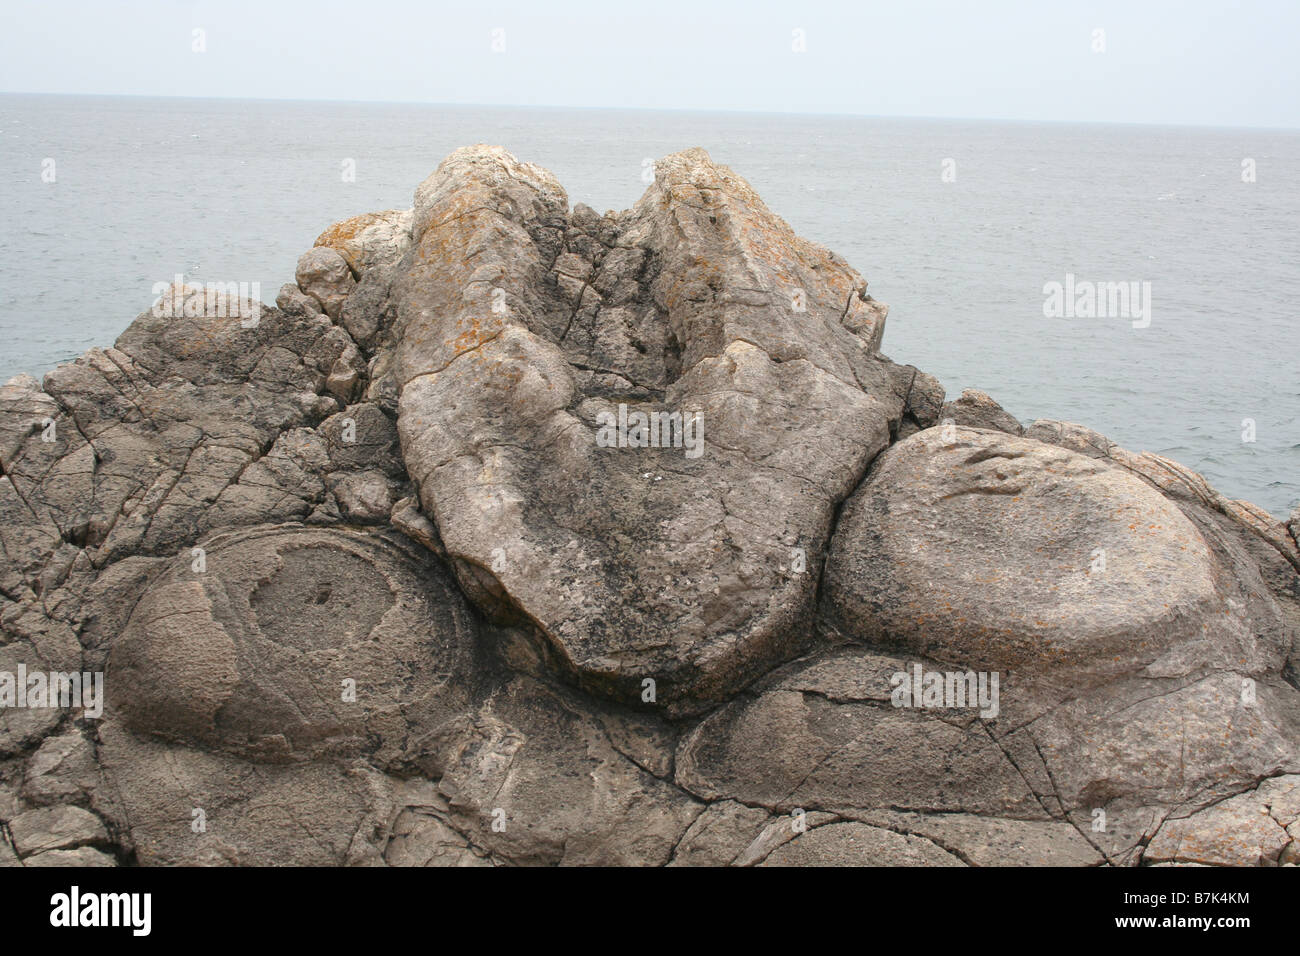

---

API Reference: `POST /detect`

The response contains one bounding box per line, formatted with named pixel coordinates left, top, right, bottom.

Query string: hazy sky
left=1, top=0, right=1296, bottom=127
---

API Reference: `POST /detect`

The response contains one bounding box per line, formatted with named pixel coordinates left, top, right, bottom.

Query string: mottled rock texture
left=1, top=146, right=1296, bottom=867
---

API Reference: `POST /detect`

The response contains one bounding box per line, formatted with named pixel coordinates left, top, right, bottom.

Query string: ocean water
left=1, top=94, right=1297, bottom=517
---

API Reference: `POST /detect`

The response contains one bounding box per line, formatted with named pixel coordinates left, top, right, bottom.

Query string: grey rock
left=315, top=209, right=413, bottom=277
left=847, top=810, right=1103, bottom=866
left=940, top=388, right=1023, bottom=435
left=821, top=426, right=1286, bottom=697
left=1144, top=777, right=1299, bottom=866
left=93, top=720, right=400, bottom=866
left=387, top=144, right=905, bottom=715
left=676, top=647, right=1045, bottom=818
left=106, top=524, right=479, bottom=765
left=666, top=800, right=772, bottom=867
left=318, top=403, right=404, bottom=476
left=330, top=471, right=396, bottom=523
left=385, top=808, right=493, bottom=867
left=338, top=263, right=396, bottom=353
left=22, top=730, right=99, bottom=806
left=732, top=810, right=839, bottom=866
left=1007, top=673, right=1300, bottom=827
left=295, top=247, right=356, bottom=320
left=1023, top=418, right=1118, bottom=458
left=0, top=646, right=68, bottom=755
left=275, top=282, right=323, bottom=317
left=893, top=365, right=945, bottom=441
left=3, top=373, right=42, bottom=391
left=0, top=289, right=378, bottom=647
left=758, top=821, right=965, bottom=867
left=0, top=779, right=18, bottom=822
left=8, top=804, right=108, bottom=857
left=23, top=846, right=117, bottom=867
left=426, top=674, right=702, bottom=866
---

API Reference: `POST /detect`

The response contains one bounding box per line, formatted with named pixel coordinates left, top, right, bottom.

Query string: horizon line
left=3, top=89, right=1297, bottom=134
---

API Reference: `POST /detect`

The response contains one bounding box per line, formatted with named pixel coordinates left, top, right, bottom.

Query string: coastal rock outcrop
left=1, top=145, right=1297, bottom=867
left=383, top=145, right=912, bottom=715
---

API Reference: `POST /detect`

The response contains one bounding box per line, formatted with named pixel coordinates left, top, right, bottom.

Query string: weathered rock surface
left=822, top=426, right=1288, bottom=694
left=940, top=387, right=1024, bottom=435
left=385, top=145, right=912, bottom=715
left=759, top=822, right=964, bottom=867
left=8, top=804, right=108, bottom=858
left=22, top=729, right=98, bottom=806
left=1, top=145, right=1297, bottom=867
left=295, top=247, right=356, bottom=321
left=106, top=524, right=478, bottom=763
left=677, top=646, right=1044, bottom=818
left=1143, top=775, right=1300, bottom=867
left=315, top=209, right=414, bottom=277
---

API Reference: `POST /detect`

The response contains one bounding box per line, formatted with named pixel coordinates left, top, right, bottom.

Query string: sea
left=1, top=94, right=1296, bottom=516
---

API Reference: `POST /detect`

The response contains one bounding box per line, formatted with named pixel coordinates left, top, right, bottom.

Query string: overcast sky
left=1, top=0, right=1296, bottom=128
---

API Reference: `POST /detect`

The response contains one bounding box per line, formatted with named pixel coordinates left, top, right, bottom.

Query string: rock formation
left=1, top=145, right=1298, bottom=867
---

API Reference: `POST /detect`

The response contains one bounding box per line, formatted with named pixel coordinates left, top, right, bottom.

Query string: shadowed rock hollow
left=2, top=146, right=1298, bottom=867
